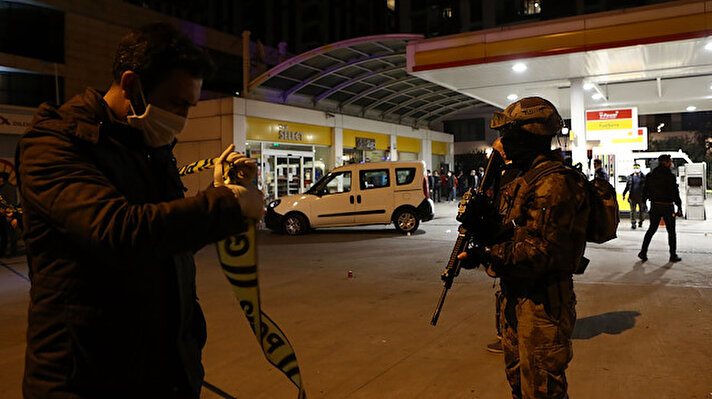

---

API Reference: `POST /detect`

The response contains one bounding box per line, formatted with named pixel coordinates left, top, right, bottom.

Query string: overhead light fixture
left=507, top=94, right=518, bottom=101
left=686, top=105, right=697, bottom=112
left=657, top=123, right=665, bottom=132
left=705, top=41, right=712, bottom=51
left=512, top=63, right=527, bottom=73
left=583, top=83, right=594, bottom=91
left=592, top=93, right=603, bottom=100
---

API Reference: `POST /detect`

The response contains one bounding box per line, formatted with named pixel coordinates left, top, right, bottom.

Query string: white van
left=265, top=161, right=434, bottom=235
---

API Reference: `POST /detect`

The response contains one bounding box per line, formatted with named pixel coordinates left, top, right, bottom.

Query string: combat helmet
left=490, top=97, right=564, bottom=136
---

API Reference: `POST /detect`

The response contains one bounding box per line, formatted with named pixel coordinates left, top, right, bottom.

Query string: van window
left=360, top=169, right=389, bottom=190
left=396, top=168, right=416, bottom=185
left=311, top=171, right=351, bottom=194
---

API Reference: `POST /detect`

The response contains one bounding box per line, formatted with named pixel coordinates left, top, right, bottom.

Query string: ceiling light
left=507, top=94, right=518, bottom=101
left=583, top=83, right=594, bottom=91
left=592, top=93, right=603, bottom=100
left=512, top=63, right=527, bottom=73
left=686, top=105, right=696, bottom=112
left=705, top=41, right=712, bottom=51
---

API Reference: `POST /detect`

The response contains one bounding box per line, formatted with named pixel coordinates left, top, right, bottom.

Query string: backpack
left=523, top=161, right=619, bottom=244
left=586, top=175, right=620, bottom=244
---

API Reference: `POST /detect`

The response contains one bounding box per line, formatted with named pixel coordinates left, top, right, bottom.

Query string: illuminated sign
left=585, top=107, right=638, bottom=141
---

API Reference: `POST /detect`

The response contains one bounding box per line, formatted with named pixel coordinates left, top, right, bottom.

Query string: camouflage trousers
left=499, top=279, right=576, bottom=399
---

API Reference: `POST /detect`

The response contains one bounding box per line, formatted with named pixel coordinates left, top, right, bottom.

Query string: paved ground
left=1, top=199, right=711, bottom=398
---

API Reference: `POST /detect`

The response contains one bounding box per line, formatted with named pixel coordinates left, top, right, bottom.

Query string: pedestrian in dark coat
left=638, top=154, right=683, bottom=263
left=432, top=170, right=441, bottom=202
left=593, top=158, right=608, bottom=181
left=623, top=163, right=646, bottom=228
left=17, top=23, right=264, bottom=399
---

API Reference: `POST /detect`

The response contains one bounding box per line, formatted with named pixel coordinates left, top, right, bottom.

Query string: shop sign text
left=278, top=124, right=303, bottom=141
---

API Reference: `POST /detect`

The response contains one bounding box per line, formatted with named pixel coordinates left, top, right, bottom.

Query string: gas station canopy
left=406, top=0, right=712, bottom=118
left=248, top=34, right=488, bottom=128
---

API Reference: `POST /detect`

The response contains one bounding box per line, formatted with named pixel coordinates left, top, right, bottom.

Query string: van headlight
left=268, top=199, right=281, bottom=208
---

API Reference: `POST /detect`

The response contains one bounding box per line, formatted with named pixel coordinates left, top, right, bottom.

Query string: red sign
left=586, top=109, right=633, bottom=121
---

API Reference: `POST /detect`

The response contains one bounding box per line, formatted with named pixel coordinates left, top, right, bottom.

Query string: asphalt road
left=1, top=200, right=711, bottom=398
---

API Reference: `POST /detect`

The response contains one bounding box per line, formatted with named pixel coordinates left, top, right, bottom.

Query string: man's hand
left=675, top=209, right=683, bottom=218
left=457, top=244, right=487, bottom=270
left=214, top=144, right=264, bottom=220
left=214, top=144, right=257, bottom=185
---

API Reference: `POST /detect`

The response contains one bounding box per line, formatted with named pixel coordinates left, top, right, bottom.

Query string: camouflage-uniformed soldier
left=486, top=98, right=590, bottom=398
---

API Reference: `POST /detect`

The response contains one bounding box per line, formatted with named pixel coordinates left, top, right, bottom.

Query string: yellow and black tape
left=180, top=158, right=307, bottom=398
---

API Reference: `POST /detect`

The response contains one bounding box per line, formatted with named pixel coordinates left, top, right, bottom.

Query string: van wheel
left=283, top=213, right=308, bottom=235
left=394, top=209, right=419, bottom=234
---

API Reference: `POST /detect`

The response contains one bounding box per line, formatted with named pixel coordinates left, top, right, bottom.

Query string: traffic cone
left=660, top=218, right=665, bottom=227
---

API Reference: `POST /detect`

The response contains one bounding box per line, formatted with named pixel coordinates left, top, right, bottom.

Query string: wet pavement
left=1, top=199, right=711, bottom=398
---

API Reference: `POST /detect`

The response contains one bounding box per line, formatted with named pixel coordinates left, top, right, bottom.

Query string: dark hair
left=112, top=22, right=215, bottom=94
left=593, top=159, right=602, bottom=165
left=658, top=154, right=671, bottom=163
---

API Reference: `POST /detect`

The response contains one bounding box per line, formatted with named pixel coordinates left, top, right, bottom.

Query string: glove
left=214, top=144, right=264, bottom=220
left=457, top=243, right=488, bottom=270
left=675, top=209, right=683, bottom=218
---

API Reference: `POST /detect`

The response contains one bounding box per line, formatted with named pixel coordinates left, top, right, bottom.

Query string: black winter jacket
left=17, top=88, right=246, bottom=398
left=642, top=165, right=682, bottom=209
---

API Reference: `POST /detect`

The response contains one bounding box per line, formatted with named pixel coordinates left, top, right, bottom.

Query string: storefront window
left=432, top=154, right=447, bottom=171
left=398, top=151, right=418, bottom=161
left=365, top=150, right=388, bottom=163
left=343, top=148, right=363, bottom=164
left=313, top=146, right=330, bottom=179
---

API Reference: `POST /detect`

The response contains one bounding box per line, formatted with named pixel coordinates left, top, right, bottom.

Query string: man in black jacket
left=17, top=23, right=263, bottom=399
left=638, top=154, right=682, bottom=262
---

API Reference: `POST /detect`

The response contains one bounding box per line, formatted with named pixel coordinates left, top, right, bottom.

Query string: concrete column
left=390, top=134, right=398, bottom=161
left=570, top=78, right=587, bottom=168
left=421, top=137, right=432, bottom=171
left=232, top=97, right=247, bottom=153
left=331, top=127, right=343, bottom=169
left=447, top=142, right=455, bottom=171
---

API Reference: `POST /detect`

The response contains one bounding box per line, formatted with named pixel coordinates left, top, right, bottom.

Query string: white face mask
left=127, top=81, right=188, bottom=147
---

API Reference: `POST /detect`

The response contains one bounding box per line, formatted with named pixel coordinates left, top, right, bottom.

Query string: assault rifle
left=430, top=150, right=505, bottom=326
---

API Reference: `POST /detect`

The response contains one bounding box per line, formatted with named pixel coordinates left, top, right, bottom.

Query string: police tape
left=179, top=158, right=307, bottom=398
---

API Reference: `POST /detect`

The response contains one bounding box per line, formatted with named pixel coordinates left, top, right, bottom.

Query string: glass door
left=263, top=148, right=316, bottom=200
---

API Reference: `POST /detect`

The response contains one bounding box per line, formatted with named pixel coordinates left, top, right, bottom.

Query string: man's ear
left=120, top=71, right=144, bottom=114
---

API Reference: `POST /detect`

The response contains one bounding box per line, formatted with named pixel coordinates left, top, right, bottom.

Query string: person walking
left=622, top=163, right=646, bottom=229
left=638, top=154, right=683, bottom=263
